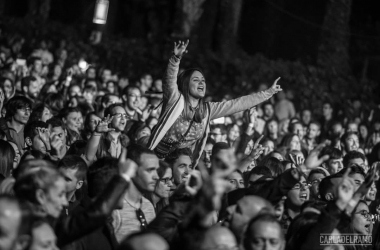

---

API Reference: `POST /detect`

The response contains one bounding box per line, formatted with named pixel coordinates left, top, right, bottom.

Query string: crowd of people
left=1, top=20, right=380, bottom=250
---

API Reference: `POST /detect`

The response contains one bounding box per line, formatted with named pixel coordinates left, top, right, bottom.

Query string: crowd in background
left=1, top=17, right=380, bottom=250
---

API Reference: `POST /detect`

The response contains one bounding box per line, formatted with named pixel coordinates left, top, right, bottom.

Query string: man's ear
left=122, top=94, right=127, bottom=102
left=325, top=193, right=334, bottom=201
left=22, top=86, right=28, bottom=94
left=76, top=180, right=83, bottom=190
left=25, top=137, right=32, bottom=147
left=36, top=189, right=46, bottom=206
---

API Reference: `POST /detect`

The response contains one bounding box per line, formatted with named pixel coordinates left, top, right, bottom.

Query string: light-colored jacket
left=147, top=55, right=276, bottom=165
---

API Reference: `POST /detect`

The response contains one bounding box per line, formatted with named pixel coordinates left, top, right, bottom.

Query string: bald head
left=227, top=195, right=274, bottom=242
left=201, top=226, right=237, bottom=250
left=0, top=196, right=30, bottom=250
left=118, top=233, right=169, bottom=250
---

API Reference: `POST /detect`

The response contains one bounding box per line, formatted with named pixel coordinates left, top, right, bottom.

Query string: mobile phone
left=16, top=59, right=26, bottom=66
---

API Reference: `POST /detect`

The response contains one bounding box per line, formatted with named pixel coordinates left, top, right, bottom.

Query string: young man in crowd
left=262, top=102, right=275, bottom=121
left=20, top=76, right=40, bottom=102
left=58, top=155, right=87, bottom=215
left=122, top=86, right=142, bottom=121
left=320, top=146, right=343, bottom=174
left=46, top=117, right=68, bottom=160
left=303, top=121, right=321, bottom=152
left=97, top=94, right=121, bottom=118
left=210, top=125, right=227, bottom=143
left=343, top=151, right=367, bottom=172
left=1, top=96, right=33, bottom=154
left=308, top=168, right=328, bottom=200
left=113, top=145, right=158, bottom=241
left=165, top=148, right=193, bottom=187
left=340, top=131, right=360, bottom=155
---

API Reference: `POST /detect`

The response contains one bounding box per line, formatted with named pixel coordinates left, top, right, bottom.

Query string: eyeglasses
left=113, top=113, right=128, bottom=119
left=136, top=208, right=148, bottom=230
left=355, top=210, right=371, bottom=220
left=292, top=181, right=311, bottom=190
left=18, top=107, right=31, bottom=113
left=160, top=177, right=173, bottom=185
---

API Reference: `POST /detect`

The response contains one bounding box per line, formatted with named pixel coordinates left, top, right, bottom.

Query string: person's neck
left=188, top=95, right=200, bottom=109
left=324, top=114, right=332, bottom=121
left=269, top=132, right=278, bottom=139
left=109, top=130, right=121, bottom=141
left=151, top=193, right=161, bottom=207
left=366, top=200, right=372, bottom=206
left=125, top=181, right=143, bottom=205
left=286, top=202, right=300, bottom=219
left=9, top=118, right=24, bottom=133
left=124, top=105, right=136, bottom=117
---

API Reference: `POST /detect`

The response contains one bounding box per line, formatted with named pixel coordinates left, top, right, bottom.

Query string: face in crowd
left=287, top=176, right=310, bottom=207
left=133, top=153, right=160, bottom=192
left=155, top=168, right=173, bottom=199
left=110, top=106, right=128, bottom=132
left=172, top=154, right=193, bottom=186
left=188, top=71, right=206, bottom=99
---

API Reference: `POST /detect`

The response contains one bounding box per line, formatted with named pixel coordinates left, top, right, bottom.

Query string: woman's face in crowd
left=29, top=223, right=58, bottom=250
left=287, top=176, right=309, bottom=207
left=289, top=135, right=301, bottom=151
left=53, top=64, right=62, bottom=78
left=352, top=202, right=372, bottom=235
left=365, top=182, right=377, bottom=201
left=64, top=111, right=82, bottom=133
left=83, top=90, right=95, bottom=104
left=41, top=107, right=52, bottom=122
left=228, top=171, right=245, bottom=191
left=155, top=168, right=173, bottom=199
left=88, top=114, right=101, bottom=132
left=228, top=125, right=240, bottom=142
left=301, top=110, right=311, bottom=125
left=188, top=71, right=206, bottom=99
left=359, top=125, right=368, bottom=139
left=267, top=121, right=278, bottom=134
left=3, top=79, right=14, bottom=99
left=137, top=127, right=151, bottom=141
left=43, top=177, right=68, bottom=218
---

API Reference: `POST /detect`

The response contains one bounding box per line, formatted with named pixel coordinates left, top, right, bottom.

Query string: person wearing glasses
left=281, top=173, right=310, bottom=234
left=0, top=96, right=32, bottom=154
left=84, top=103, right=129, bottom=163
left=147, top=40, right=282, bottom=164
left=145, top=161, right=173, bottom=213
left=121, top=86, right=143, bottom=121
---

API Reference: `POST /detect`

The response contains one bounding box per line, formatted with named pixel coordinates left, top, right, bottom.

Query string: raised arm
left=163, top=40, right=189, bottom=105
left=209, top=78, right=282, bottom=120
left=84, top=116, right=114, bottom=164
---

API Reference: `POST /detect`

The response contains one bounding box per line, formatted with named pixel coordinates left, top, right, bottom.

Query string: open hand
left=174, top=40, right=189, bottom=57
left=304, top=141, right=330, bottom=169
left=337, top=168, right=356, bottom=207
left=250, top=135, right=265, bottom=160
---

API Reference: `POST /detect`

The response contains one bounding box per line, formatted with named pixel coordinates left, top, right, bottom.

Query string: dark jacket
left=55, top=175, right=129, bottom=248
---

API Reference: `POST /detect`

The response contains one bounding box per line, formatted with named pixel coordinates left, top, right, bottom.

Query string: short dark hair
left=341, top=131, right=359, bottom=144
left=122, top=85, right=140, bottom=98
left=104, top=103, right=124, bottom=118
left=21, top=76, right=37, bottom=90
left=24, top=121, right=48, bottom=140
left=345, top=164, right=366, bottom=178
left=101, top=94, right=118, bottom=105
left=127, top=144, right=157, bottom=166
left=318, top=173, right=343, bottom=201
left=211, top=142, right=229, bottom=159
left=308, top=169, right=327, bottom=182
left=343, top=151, right=365, bottom=168
left=58, top=155, right=87, bottom=181
left=320, top=146, right=342, bottom=160
left=5, top=96, right=33, bottom=119
left=288, top=121, right=303, bottom=134
left=29, top=104, right=51, bottom=123
left=210, top=124, right=227, bottom=135
left=46, top=117, right=64, bottom=129
left=248, top=166, right=272, bottom=180
left=87, top=157, right=118, bottom=198
left=165, top=148, right=193, bottom=166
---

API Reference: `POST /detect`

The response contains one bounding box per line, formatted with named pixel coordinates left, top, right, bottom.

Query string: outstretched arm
left=209, top=78, right=282, bottom=120
left=163, top=40, right=189, bottom=105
